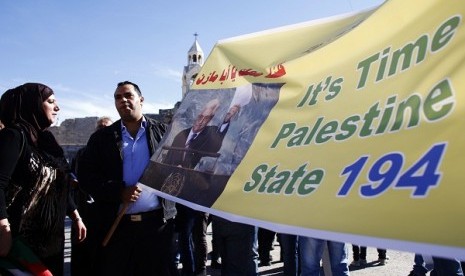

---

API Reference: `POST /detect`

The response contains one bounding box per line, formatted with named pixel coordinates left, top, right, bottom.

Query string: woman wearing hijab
left=0, top=83, right=87, bottom=275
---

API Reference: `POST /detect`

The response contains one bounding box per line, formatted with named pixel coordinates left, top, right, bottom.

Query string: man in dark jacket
left=70, top=116, right=113, bottom=276
left=78, top=81, right=177, bottom=276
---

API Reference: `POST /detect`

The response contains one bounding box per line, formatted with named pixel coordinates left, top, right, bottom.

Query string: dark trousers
left=258, top=228, right=276, bottom=263
left=279, top=234, right=299, bottom=276
left=213, top=217, right=258, bottom=276
left=207, top=215, right=220, bottom=262
left=352, top=245, right=386, bottom=260
left=71, top=198, right=100, bottom=276
left=97, top=209, right=175, bottom=276
left=431, top=257, right=464, bottom=276
left=176, top=205, right=208, bottom=275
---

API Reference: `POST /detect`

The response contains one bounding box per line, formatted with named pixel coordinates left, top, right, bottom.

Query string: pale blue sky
left=0, top=0, right=384, bottom=124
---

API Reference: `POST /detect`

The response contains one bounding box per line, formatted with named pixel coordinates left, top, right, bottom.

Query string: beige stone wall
left=49, top=105, right=178, bottom=147
left=49, top=117, right=99, bottom=146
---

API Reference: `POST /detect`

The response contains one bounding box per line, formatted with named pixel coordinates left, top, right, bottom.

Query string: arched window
left=190, top=74, right=197, bottom=86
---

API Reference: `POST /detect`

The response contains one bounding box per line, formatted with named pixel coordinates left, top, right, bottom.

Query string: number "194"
left=337, top=143, right=446, bottom=198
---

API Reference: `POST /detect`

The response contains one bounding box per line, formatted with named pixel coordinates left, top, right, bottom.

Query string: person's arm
left=66, top=175, right=87, bottom=242
left=0, top=128, right=24, bottom=256
left=0, top=218, right=12, bottom=257
left=69, top=209, right=87, bottom=242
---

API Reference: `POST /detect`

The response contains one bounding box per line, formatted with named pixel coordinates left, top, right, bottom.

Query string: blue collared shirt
left=120, top=119, right=160, bottom=213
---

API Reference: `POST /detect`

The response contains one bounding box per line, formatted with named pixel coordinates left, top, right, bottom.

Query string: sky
left=0, top=0, right=385, bottom=125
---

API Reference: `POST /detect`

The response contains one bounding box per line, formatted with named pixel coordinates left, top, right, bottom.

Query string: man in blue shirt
left=78, top=81, right=177, bottom=275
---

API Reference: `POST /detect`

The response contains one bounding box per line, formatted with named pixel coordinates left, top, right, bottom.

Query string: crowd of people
left=0, top=81, right=463, bottom=276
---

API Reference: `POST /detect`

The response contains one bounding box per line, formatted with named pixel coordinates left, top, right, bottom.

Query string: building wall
left=49, top=108, right=178, bottom=162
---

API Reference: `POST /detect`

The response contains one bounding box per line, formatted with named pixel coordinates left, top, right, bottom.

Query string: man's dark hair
left=117, top=81, right=142, bottom=96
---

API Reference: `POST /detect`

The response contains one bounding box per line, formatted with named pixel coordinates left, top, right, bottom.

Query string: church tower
left=182, top=33, right=204, bottom=98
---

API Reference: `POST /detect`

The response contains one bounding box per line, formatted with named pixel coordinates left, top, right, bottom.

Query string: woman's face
left=42, top=94, right=60, bottom=125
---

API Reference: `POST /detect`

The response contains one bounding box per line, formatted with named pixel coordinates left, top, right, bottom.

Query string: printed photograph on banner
left=141, top=83, right=283, bottom=207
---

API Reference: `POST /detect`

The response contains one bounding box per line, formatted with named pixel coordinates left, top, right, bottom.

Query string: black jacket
left=77, top=116, right=175, bottom=236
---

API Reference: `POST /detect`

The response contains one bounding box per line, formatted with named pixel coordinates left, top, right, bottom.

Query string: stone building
left=49, top=112, right=177, bottom=162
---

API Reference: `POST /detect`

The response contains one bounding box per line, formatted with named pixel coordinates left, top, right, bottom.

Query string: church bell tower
left=182, top=33, right=204, bottom=98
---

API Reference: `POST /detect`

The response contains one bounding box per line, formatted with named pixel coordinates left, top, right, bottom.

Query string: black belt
left=122, top=209, right=163, bottom=222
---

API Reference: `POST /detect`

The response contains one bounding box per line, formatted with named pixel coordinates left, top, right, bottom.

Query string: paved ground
left=64, top=218, right=425, bottom=275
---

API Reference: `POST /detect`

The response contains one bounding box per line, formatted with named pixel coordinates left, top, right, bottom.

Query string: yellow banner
left=141, top=0, right=465, bottom=259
